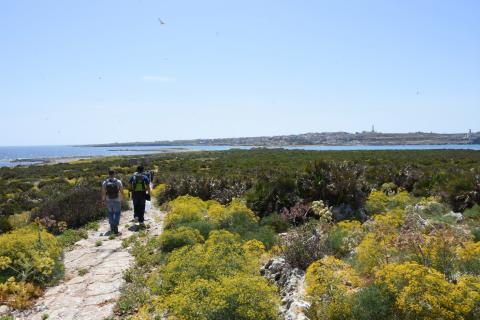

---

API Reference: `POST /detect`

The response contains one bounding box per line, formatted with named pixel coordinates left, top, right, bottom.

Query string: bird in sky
left=158, top=18, right=165, bottom=25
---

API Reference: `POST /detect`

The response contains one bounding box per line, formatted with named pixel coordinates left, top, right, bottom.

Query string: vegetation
left=297, top=191, right=480, bottom=320
left=2, top=148, right=480, bottom=317
left=0, top=225, right=62, bottom=308
left=116, top=196, right=279, bottom=319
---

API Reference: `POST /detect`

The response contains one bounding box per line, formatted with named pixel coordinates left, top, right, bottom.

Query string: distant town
left=86, top=129, right=480, bottom=147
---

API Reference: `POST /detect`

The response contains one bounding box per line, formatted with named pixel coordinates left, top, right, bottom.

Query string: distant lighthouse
left=371, top=125, right=375, bottom=133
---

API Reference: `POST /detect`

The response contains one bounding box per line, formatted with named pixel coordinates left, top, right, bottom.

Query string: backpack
left=131, top=173, right=146, bottom=192
left=105, top=178, right=120, bottom=199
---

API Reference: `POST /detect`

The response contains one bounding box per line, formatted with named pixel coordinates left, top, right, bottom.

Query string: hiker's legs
left=133, top=192, right=146, bottom=223
left=107, top=200, right=121, bottom=233
left=106, top=201, right=116, bottom=232
left=138, top=194, right=146, bottom=223
left=112, top=201, right=121, bottom=233
left=132, top=192, right=140, bottom=219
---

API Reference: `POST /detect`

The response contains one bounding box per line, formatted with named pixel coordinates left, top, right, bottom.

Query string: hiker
left=129, top=165, right=151, bottom=226
left=101, top=169, right=124, bottom=235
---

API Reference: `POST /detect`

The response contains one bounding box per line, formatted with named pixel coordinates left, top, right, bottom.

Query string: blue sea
left=1, top=144, right=480, bottom=168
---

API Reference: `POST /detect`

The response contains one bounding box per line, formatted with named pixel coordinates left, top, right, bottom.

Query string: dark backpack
left=131, top=173, right=146, bottom=192
left=105, top=178, right=120, bottom=199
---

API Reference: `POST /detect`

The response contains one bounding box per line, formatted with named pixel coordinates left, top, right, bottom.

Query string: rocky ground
left=6, top=202, right=164, bottom=320
left=262, top=257, right=310, bottom=320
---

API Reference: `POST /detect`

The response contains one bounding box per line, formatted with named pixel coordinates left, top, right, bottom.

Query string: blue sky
left=0, top=0, right=479, bottom=146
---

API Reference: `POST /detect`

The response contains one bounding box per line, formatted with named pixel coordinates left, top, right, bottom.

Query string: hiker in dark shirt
left=101, top=170, right=124, bottom=235
left=128, top=166, right=151, bottom=226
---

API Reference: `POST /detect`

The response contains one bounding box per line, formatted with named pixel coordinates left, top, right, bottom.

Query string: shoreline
left=5, top=148, right=197, bottom=167
left=2, top=144, right=480, bottom=169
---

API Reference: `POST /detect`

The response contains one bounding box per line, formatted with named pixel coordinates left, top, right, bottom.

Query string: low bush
left=298, top=160, right=370, bottom=210
left=116, top=268, right=151, bottom=315
left=325, top=220, right=364, bottom=257
left=350, top=284, right=395, bottom=320
left=0, top=225, right=62, bottom=285
left=164, top=196, right=277, bottom=248
left=118, top=196, right=280, bottom=319
left=375, top=262, right=480, bottom=319
left=355, top=210, right=404, bottom=275
left=216, top=200, right=277, bottom=249
left=260, top=214, right=290, bottom=233
left=457, top=241, right=480, bottom=275
left=464, top=204, right=480, bottom=220
left=33, top=181, right=106, bottom=229
left=57, top=228, right=88, bottom=248
left=281, top=222, right=330, bottom=270
left=158, top=274, right=279, bottom=320
left=0, top=277, right=43, bottom=309
left=305, top=256, right=363, bottom=320
left=281, top=202, right=311, bottom=225
left=163, top=196, right=207, bottom=229
left=246, top=175, right=299, bottom=217
left=158, top=176, right=250, bottom=205
left=158, top=226, right=204, bottom=252
left=365, top=190, right=415, bottom=215
left=148, top=230, right=278, bottom=319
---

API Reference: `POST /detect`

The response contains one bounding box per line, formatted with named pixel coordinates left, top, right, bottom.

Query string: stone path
left=15, top=201, right=164, bottom=320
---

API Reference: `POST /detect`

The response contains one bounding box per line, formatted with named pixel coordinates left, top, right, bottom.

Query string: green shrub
left=0, top=216, right=12, bottom=234
left=325, top=220, right=364, bottom=257
left=472, top=228, right=480, bottom=242
left=158, top=226, right=204, bottom=252
left=217, top=201, right=277, bottom=248
left=57, top=229, right=88, bottom=248
left=350, top=284, right=395, bottom=320
left=177, top=219, right=215, bottom=239
left=77, top=268, right=88, bottom=276
left=130, top=237, right=163, bottom=268
left=260, top=214, right=290, bottom=233
left=116, top=268, right=151, bottom=315
left=298, top=160, right=369, bottom=210
left=246, top=175, right=299, bottom=216
left=158, top=176, right=249, bottom=205
left=85, top=221, right=100, bottom=231
left=464, top=204, right=480, bottom=220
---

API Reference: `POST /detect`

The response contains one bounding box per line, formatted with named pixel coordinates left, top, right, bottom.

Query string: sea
left=1, top=144, right=480, bottom=168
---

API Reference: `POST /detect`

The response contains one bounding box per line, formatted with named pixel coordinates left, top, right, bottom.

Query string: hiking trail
left=15, top=201, right=164, bottom=320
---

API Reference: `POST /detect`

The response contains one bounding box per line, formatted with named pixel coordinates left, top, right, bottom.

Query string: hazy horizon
left=1, top=1, right=479, bottom=146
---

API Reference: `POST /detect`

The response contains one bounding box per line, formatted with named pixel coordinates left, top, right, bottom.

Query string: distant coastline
left=3, top=142, right=480, bottom=168
left=83, top=131, right=480, bottom=148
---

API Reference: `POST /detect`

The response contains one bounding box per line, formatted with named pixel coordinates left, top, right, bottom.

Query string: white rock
left=444, top=211, right=463, bottom=222
left=262, top=257, right=310, bottom=320
left=0, top=305, right=11, bottom=315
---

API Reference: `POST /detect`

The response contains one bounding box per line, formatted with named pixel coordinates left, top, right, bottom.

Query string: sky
left=0, top=0, right=479, bottom=146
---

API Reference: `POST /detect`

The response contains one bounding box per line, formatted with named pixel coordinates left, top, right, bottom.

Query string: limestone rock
left=262, top=257, right=310, bottom=320
left=0, top=305, right=11, bottom=316
left=444, top=211, right=464, bottom=223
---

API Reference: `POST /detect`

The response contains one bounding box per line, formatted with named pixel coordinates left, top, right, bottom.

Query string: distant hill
left=85, top=131, right=480, bottom=147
